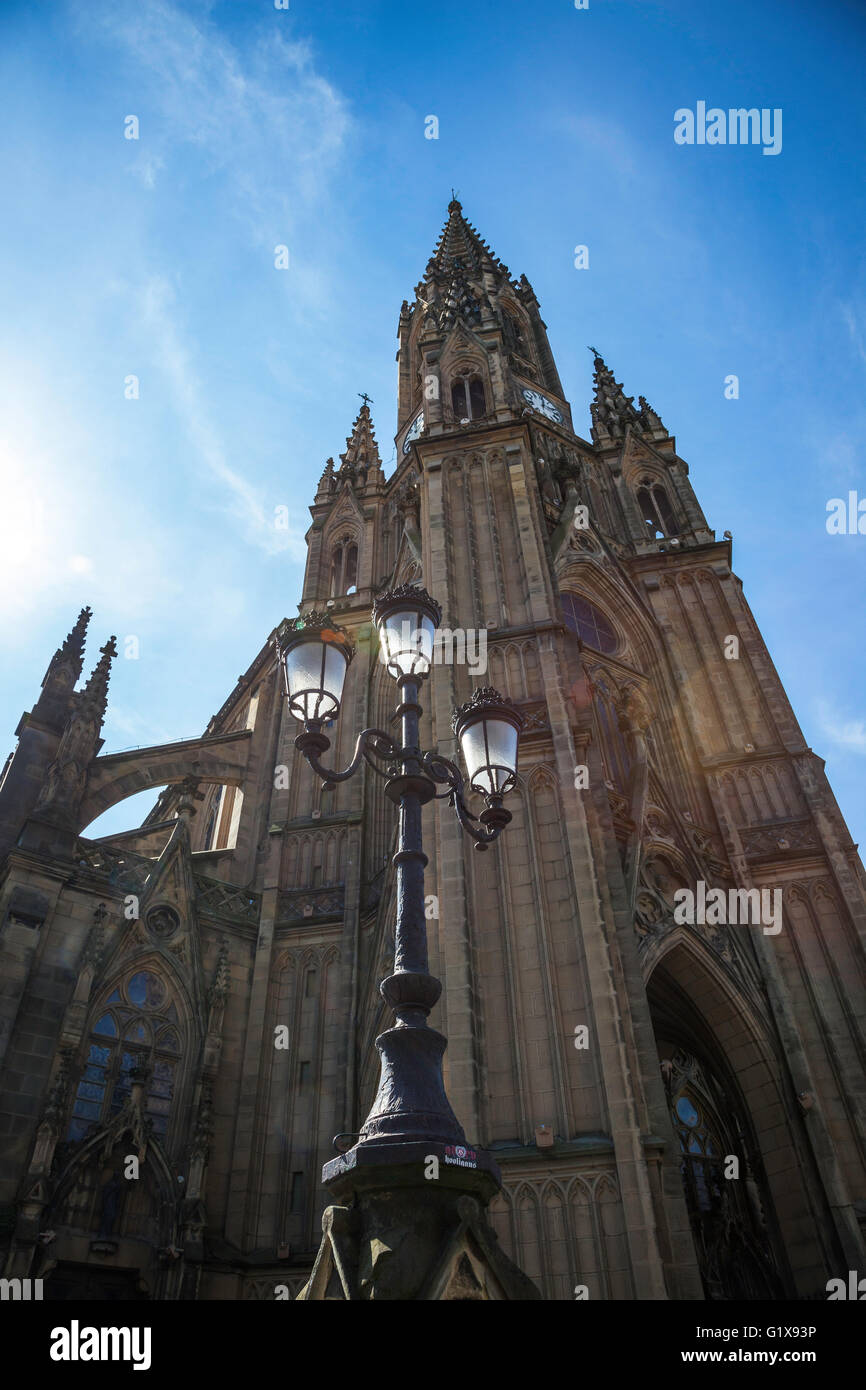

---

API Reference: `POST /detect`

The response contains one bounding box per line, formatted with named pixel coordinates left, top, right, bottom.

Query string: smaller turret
left=32, top=606, right=92, bottom=731
left=22, top=635, right=118, bottom=853
left=588, top=349, right=668, bottom=444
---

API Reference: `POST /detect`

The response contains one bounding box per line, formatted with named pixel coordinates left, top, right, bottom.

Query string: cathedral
left=1, top=199, right=864, bottom=1301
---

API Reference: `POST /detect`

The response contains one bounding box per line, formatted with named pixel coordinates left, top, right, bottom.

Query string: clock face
left=522, top=387, right=563, bottom=424
left=402, top=411, right=424, bottom=453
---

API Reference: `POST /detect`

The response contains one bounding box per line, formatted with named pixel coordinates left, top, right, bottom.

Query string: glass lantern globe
left=280, top=614, right=354, bottom=724
left=451, top=687, right=524, bottom=798
left=372, top=584, right=443, bottom=681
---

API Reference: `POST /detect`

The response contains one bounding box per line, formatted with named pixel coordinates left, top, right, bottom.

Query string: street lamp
left=280, top=586, right=533, bottom=1298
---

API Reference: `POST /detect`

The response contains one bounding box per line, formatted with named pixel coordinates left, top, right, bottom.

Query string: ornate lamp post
left=281, top=586, right=539, bottom=1299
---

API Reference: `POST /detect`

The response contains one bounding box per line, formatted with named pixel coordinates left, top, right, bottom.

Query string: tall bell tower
left=354, top=198, right=866, bottom=1300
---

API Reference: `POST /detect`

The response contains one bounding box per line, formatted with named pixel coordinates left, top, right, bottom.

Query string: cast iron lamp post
left=280, top=584, right=524, bottom=1156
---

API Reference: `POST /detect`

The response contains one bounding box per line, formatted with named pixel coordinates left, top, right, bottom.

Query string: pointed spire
left=414, top=200, right=514, bottom=339
left=43, top=606, right=92, bottom=688
left=425, top=198, right=505, bottom=281
left=79, top=636, right=118, bottom=726
left=637, top=394, right=667, bottom=435
left=32, top=606, right=94, bottom=730
left=588, top=348, right=642, bottom=443
left=588, top=349, right=669, bottom=443
left=208, top=939, right=231, bottom=1006
left=425, top=197, right=505, bottom=278
left=337, top=402, right=383, bottom=485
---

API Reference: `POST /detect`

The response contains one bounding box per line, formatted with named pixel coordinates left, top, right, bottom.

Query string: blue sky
left=0, top=0, right=864, bottom=849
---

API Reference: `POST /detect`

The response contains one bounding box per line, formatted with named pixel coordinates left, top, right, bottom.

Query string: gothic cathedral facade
left=1, top=201, right=864, bottom=1301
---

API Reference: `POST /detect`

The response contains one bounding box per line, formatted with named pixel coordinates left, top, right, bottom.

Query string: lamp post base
left=355, top=1021, right=467, bottom=1147
left=298, top=1146, right=541, bottom=1300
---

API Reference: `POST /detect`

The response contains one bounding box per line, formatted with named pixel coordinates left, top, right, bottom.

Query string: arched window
left=503, top=308, right=528, bottom=357
left=561, top=593, right=617, bottom=655
left=344, top=544, right=358, bottom=594
left=68, top=969, right=182, bottom=1144
left=637, top=479, right=677, bottom=539
left=659, top=1046, right=784, bottom=1299
left=673, top=1089, right=724, bottom=1215
left=329, top=537, right=359, bottom=596
left=203, top=785, right=223, bottom=850
left=451, top=374, right=486, bottom=422
left=329, top=546, right=343, bottom=597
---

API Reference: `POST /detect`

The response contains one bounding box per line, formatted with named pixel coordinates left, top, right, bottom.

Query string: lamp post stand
left=281, top=591, right=541, bottom=1300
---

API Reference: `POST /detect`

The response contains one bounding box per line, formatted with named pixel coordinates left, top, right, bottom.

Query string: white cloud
left=817, top=700, right=866, bottom=755
left=66, top=0, right=352, bottom=554
left=841, top=301, right=866, bottom=367
left=136, top=274, right=307, bottom=557
left=0, top=374, right=179, bottom=634
left=79, top=1, right=350, bottom=226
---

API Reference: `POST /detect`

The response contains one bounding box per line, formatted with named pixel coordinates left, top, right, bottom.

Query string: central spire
left=423, top=197, right=506, bottom=282
left=396, top=196, right=566, bottom=434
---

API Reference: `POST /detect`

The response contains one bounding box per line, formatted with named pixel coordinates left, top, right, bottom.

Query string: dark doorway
left=648, top=958, right=790, bottom=1300
left=45, top=1262, right=148, bottom=1301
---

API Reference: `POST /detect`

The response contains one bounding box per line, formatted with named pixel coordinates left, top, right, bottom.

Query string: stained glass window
left=67, top=969, right=182, bottom=1144
left=561, top=594, right=617, bottom=655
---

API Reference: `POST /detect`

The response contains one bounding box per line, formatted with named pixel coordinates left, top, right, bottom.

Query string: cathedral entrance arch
left=647, top=946, right=790, bottom=1299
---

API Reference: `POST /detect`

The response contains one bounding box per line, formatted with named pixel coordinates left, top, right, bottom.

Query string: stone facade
left=0, top=200, right=864, bottom=1300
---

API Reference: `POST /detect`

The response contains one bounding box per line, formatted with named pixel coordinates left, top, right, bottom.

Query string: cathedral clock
left=402, top=411, right=424, bottom=453
left=521, top=386, right=563, bottom=423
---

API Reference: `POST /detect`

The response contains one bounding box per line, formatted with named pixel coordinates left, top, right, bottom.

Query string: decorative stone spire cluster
left=413, top=198, right=511, bottom=336
left=32, top=635, right=118, bottom=829
left=424, top=197, right=507, bottom=281
left=338, top=401, right=382, bottom=482
left=316, top=402, right=384, bottom=499
left=42, top=606, right=92, bottom=690
left=78, top=637, right=118, bottom=725
left=588, top=348, right=667, bottom=444
left=33, top=606, right=93, bottom=729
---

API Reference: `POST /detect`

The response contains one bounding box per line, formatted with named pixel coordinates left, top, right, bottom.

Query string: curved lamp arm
left=422, top=751, right=512, bottom=852
left=295, top=726, right=399, bottom=789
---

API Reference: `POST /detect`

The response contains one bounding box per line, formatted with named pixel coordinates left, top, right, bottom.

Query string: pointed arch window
left=503, top=308, right=529, bottom=358
left=67, top=969, right=183, bottom=1144
left=344, top=543, right=358, bottom=594
left=637, top=478, right=677, bottom=539
left=203, top=785, right=223, bottom=850
left=451, top=374, right=486, bottom=422
left=656, top=1044, right=784, bottom=1300
left=561, top=593, right=617, bottom=655
left=329, top=536, right=359, bottom=597
left=330, top=545, right=343, bottom=597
